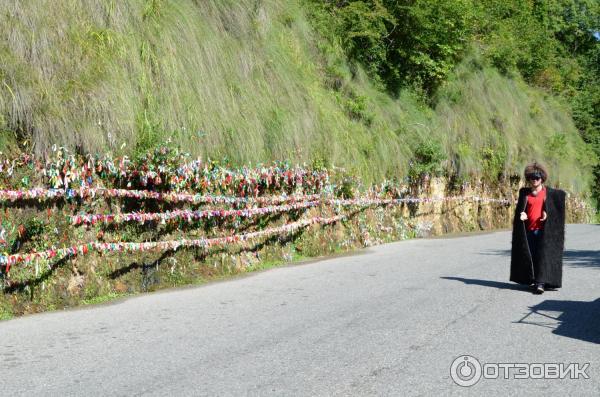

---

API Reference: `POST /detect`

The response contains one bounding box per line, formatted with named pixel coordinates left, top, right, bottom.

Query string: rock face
left=0, top=176, right=593, bottom=318
left=401, top=176, right=592, bottom=238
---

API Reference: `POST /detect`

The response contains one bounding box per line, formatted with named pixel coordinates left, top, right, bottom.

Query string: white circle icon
left=450, top=355, right=482, bottom=387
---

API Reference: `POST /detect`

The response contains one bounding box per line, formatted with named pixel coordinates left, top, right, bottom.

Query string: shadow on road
left=440, top=276, right=529, bottom=292
left=515, top=298, right=600, bottom=345
left=563, top=249, right=600, bottom=269
left=479, top=248, right=600, bottom=269
left=480, top=249, right=511, bottom=257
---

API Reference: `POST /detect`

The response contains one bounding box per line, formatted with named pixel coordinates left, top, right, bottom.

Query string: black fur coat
left=510, top=186, right=566, bottom=288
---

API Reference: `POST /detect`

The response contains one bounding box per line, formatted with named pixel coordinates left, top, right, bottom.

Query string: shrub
left=409, top=140, right=446, bottom=181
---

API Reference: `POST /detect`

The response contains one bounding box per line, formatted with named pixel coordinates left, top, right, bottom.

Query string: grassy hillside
left=0, top=0, right=594, bottom=194
left=434, top=53, right=595, bottom=192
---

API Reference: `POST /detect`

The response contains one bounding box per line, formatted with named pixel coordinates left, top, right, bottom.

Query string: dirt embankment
left=0, top=176, right=591, bottom=319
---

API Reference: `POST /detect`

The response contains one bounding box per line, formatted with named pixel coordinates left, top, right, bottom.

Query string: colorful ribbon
left=0, top=187, right=322, bottom=205
left=70, top=201, right=322, bottom=226
left=0, top=215, right=346, bottom=268
left=68, top=195, right=512, bottom=226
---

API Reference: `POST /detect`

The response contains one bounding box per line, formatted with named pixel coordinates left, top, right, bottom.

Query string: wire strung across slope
left=0, top=215, right=347, bottom=269
left=68, top=195, right=513, bottom=226
left=0, top=187, right=322, bottom=205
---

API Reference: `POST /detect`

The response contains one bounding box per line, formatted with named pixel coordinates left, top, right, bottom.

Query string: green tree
left=307, top=0, right=477, bottom=94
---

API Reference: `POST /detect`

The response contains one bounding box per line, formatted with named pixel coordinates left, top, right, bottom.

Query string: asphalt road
left=1, top=224, right=599, bottom=396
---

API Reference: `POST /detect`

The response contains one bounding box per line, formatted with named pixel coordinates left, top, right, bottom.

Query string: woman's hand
left=541, top=211, right=547, bottom=221
left=520, top=212, right=528, bottom=221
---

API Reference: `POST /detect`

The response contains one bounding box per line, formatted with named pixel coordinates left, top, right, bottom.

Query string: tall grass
left=0, top=0, right=594, bottom=193
left=434, top=52, right=596, bottom=192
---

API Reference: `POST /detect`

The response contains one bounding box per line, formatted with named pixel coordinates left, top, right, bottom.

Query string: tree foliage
left=306, top=0, right=600, bottom=203
left=310, top=0, right=476, bottom=94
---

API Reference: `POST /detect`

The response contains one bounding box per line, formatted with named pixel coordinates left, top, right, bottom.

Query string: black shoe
left=533, top=283, right=545, bottom=294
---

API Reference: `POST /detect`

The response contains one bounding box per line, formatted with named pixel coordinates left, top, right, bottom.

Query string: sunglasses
left=526, top=173, right=542, bottom=181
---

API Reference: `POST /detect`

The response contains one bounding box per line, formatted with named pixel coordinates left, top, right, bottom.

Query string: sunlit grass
left=0, top=0, right=593, bottom=193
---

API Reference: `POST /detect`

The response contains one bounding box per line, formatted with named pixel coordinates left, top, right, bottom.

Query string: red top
left=525, top=187, right=546, bottom=231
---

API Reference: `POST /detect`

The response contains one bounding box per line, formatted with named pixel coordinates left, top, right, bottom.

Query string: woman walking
left=510, top=162, right=566, bottom=294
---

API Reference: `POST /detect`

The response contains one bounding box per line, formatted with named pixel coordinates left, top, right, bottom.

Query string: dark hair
left=523, top=162, right=548, bottom=182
